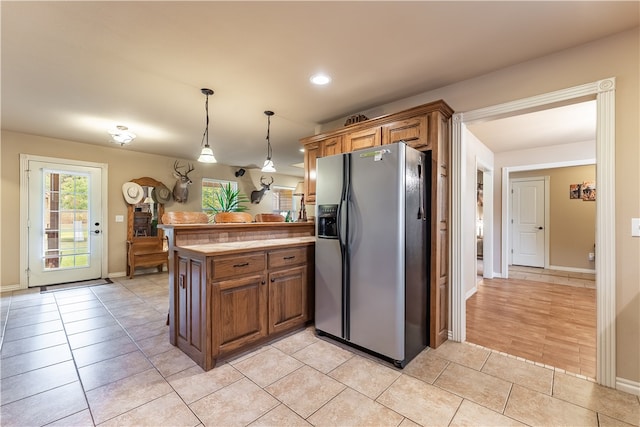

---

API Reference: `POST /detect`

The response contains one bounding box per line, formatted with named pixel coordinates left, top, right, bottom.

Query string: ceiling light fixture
left=261, top=110, right=276, bottom=173
left=197, top=88, right=217, bottom=163
left=108, top=125, right=136, bottom=146
left=310, top=73, right=331, bottom=85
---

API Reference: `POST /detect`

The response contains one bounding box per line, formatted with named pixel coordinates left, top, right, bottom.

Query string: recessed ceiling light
left=299, top=148, right=305, bottom=153
left=310, top=73, right=331, bottom=85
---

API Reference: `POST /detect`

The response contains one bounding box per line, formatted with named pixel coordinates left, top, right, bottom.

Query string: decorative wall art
left=569, top=184, right=582, bottom=199
left=569, top=181, right=596, bottom=201
left=581, top=180, right=596, bottom=201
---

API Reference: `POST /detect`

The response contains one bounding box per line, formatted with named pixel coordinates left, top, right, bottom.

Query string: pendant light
left=261, top=110, right=276, bottom=173
left=197, top=88, right=217, bottom=163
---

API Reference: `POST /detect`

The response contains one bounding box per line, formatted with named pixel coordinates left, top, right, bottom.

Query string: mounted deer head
left=172, top=161, right=194, bottom=203
left=250, top=176, right=274, bottom=204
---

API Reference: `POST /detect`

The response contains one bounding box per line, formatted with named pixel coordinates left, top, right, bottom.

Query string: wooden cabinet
left=174, top=254, right=208, bottom=365
left=382, top=116, right=429, bottom=150
left=267, top=247, right=310, bottom=334
left=345, top=127, right=381, bottom=152
left=213, top=273, right=268, bottom=354
left=429, top=109, right=451, bottom=349
left=170, top=241, right=314, bottom=370
left=304, top=142, right=321, bottom=204
left=211, top=251, right=267, bottom=355
left=322, top=136, right=343, bottom=157
left=299, top=99, right=453, bottom=349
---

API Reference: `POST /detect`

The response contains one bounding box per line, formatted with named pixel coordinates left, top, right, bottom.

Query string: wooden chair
left=213, top=212, right=253, bottom=223
left=254, top=213, right=285, bottom=222
left=162, top=211, right=210, bottom=224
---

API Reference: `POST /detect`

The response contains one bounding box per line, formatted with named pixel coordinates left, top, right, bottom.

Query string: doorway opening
left=451, top=77, right=616, bottom=387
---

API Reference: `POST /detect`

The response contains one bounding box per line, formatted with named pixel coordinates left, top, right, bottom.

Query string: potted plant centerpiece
left=209, top=182, right=252, bottom=223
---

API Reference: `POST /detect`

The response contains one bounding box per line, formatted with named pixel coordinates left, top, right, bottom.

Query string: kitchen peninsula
left=160, top=221, right=315, bottom=370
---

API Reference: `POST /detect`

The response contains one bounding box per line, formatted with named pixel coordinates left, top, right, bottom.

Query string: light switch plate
left=632, top=218, right=640, bottom=237
left=115, top=215, right=124, bottom=223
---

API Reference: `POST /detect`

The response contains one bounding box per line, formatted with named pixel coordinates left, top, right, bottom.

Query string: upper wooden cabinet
left=322, top=136, right=343, bottom=157
left=345, top=127, right=381, bottom=152
left=382, top=116, right=428, bottom=150
left=303, top=141, right=321, bottom=204
left=299, top=99, right=454, bottom=350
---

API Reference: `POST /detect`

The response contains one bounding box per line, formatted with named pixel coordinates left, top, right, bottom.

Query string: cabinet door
left=382, top=116, right=429, bottom=150
left=304, top=142, right=321, bottom=204
left=268, top=265, right=307, bottom=334
left=322, top=136, right=343, bottom=157
left=430, top=110, right=450, bottom=349
left=213, top=274, right=267, bottom=354
left=175, top=255, right=207, bottom=362
left=345, top=127, right=381, bottom=152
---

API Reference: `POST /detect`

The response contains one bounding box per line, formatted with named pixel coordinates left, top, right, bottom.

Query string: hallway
left=466, top=273, right=596, bottom=378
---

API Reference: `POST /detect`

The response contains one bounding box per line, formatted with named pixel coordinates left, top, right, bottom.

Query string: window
left=202, top=178, right=237, bottom=219
left=270, top=185, right=297, bottom=218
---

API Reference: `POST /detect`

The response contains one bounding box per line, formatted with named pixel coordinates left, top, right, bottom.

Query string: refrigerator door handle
left=337, top=153, right=351, bottom=340
left=418, top=162, right=425, bottom=220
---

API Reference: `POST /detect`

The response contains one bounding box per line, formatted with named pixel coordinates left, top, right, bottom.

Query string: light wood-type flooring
left=466, top=270, right=596, bottom=378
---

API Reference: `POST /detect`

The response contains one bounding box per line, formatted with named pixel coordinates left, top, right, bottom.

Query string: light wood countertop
left=177, top=236, right=316, bottom=256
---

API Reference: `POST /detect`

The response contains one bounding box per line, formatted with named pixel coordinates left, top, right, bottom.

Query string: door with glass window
left=27, top=160, right=103, bottom=286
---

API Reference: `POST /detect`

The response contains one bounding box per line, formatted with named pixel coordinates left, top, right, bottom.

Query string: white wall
left=464, top=129, right=494, bottom=296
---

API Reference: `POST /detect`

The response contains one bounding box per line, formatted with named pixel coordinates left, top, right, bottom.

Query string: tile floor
left=1, top=273, right=638, bottom=426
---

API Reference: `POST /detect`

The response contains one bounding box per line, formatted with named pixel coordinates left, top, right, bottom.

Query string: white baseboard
left=108, top=271, right=127, bottom=278
left=492, top=272, right=503, bottom=278
left=548, top=265, right=596, bottom=274
left=0, top=283, right=22, bottom=293
left=617, top=377, right=640, bottom=396
left=465, top=286, right=477, bottom=300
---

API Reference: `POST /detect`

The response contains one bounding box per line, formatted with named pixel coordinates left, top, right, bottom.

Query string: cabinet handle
left=271, top=278, right=276, bottom=282
left=283, top=256, right=295, bottom=260
left=261, top=280, right=266, bottom=285
left=233, top=262, right=249, bottom=268
left=179, top=275, right=186, bottom=289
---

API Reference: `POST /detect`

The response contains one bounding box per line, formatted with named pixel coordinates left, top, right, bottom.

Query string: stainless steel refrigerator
left=315, top=141, right=429, bottom=368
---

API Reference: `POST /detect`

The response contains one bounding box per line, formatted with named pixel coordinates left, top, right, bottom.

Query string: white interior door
left=26, top=160, right=103, bottom=286
left=511, top=178, right=545, bottom=267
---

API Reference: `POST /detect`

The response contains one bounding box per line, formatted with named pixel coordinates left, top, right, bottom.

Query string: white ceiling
left=2, top=2, right=637, bottom=176
left=467, top=100, right=597, bottom=154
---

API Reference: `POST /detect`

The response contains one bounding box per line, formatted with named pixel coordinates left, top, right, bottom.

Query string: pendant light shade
left=261, top=110, right=276, bottom=173
left=197, top=88, right=217, bottom=163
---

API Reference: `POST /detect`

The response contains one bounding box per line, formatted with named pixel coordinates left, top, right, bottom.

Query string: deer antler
left=260, top=176, right=274, bottom=185
left=173, top=161, right=195, bottom=177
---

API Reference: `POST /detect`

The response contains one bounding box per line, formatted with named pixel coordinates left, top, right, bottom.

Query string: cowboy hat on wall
left=151, top=184, right=172, bottom=204
left=122, top=182, right=144, bottom=205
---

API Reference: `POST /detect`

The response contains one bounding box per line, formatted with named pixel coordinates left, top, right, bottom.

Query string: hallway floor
left=1, top=273, right=638, bottom=426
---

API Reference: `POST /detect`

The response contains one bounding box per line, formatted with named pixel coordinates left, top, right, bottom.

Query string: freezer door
left=348, top=143, right=406, bottom=360
left=315, top=154, right=346, bottom=338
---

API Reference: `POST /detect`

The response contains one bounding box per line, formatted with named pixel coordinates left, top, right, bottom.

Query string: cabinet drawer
left=268, top=247, right=307, bottom=269
left=212, top=252, right=265, bottom=280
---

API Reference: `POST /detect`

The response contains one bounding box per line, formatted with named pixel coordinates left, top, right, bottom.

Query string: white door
left=27, top=160, right=103, bottom=286
left=511, top=179, right=545, bottom=267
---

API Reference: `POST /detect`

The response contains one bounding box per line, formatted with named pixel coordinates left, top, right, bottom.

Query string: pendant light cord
left=266, top=114, right=272, bottom=159
left=202, top=94, right=210, bottom=148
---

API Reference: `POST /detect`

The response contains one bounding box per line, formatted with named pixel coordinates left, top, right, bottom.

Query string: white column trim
left=595, top=79, right=616, bottom=388
left=450, top=77, right=616, bottom=388
left=451, top=113, right=466, bottom=342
